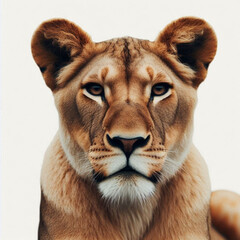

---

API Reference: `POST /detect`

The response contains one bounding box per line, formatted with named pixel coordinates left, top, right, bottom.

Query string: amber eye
left=151, top=83, right=171, bottom=97
left=84, top=83, right=104, bottom=96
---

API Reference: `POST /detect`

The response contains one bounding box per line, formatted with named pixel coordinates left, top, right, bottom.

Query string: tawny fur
left=211, top=191, right=240, bottom=240
left=32, top=17, right=240, bottom=240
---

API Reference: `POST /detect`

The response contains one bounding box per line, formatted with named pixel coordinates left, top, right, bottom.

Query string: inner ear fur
left=31, top=19, right=92, bottom=90
left=156, top=17, right=217, bottom=87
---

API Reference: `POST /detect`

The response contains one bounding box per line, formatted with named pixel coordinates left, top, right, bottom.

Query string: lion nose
left=107, top=135, right=150, bottom=158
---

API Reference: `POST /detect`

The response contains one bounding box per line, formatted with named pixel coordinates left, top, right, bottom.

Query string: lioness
left=32, top=17, right=240, bottom=240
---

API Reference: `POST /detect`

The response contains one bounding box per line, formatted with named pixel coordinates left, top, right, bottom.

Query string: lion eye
left=85, top=83, right=104, bottom=96
left=151, top=83, right=171, bottom=97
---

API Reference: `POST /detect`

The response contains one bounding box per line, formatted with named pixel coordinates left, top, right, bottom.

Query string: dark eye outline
left=151, top=83, right=172, bottom=99
left=82, top=83, right=104, bottom=97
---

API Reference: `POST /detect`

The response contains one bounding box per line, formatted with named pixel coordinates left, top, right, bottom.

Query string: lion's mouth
left=93, top=165, right=160, bottom=183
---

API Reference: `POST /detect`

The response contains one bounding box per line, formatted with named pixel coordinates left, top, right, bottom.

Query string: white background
left=1, top=0, right=240, bottom=239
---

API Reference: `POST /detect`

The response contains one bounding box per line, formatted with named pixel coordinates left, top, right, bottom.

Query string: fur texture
left=32, top=17, right=240, bottom=240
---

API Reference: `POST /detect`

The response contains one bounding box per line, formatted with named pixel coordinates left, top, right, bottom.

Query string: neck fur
left=41, top=133, right=159, bottom=240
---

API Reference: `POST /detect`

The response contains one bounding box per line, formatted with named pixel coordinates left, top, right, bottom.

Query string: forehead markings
left=129, top=66, right=156, bottom=103
left=100, top=67, right=109, bottom=82
left=132, top=65, right=173, bottom=105
left=122, top=38, right=145, bottom=103
left=143, top=67, right=154, bottom=101
left=119, top=39, right=131, bottom=103
left=123, top=39, right=131, bottom=82
left=99, top=64, right=127, bottom=103
left=146, top=66, right=154, bottom=80
left=100, top=67, right=112, bottom=101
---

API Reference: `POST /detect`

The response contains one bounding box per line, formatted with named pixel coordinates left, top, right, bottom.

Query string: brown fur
left=211, top=191, right=240, bottom=240
left=32, top=17, right=240, bottom=240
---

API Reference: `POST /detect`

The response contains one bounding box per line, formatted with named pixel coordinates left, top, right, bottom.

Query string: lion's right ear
left=31, top=19, right=92, bottom=91
left=155, top=17, right=217, bottom=88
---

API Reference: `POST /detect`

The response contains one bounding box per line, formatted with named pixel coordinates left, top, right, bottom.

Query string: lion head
left=32, top=17, right=217, bottom=203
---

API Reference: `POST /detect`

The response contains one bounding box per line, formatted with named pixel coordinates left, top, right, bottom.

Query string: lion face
left=32, top=18, right=217, bottom=203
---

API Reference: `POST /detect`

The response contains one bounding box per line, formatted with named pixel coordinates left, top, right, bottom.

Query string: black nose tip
left=107, top=135, right=150, bottom=158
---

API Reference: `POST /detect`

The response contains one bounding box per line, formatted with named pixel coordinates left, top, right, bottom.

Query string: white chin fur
left=98, top=175, right=155, bottom=204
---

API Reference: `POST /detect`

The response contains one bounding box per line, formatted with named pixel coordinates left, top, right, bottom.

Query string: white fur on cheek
left=105, top=155, right=127, bottom=175
left=129, top=155, right=149, bottom=175
left=59, top=128, right=93, bottom=178
left=88, top=148, right=127, bottom=176
left=129, top=150, right=165, bottom=176
left=161, top=130, right=193, bottom=181
left=98, top=176, right=155, bottom=203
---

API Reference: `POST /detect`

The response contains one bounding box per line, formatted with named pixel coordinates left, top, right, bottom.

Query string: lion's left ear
left=31, top=19, right=92, bottom=91
left=156, top=17, right=217, bottom=87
